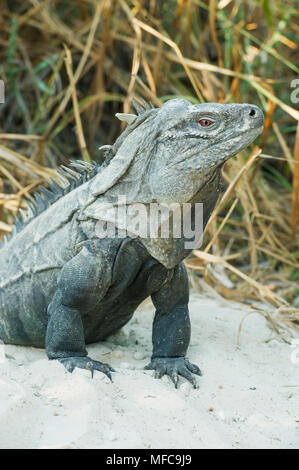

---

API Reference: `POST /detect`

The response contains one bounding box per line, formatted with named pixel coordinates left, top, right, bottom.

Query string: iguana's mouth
left=215, top=125, right=264, bottom=164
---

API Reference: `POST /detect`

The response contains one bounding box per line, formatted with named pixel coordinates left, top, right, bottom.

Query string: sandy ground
left=0, top=293, right=299, bottom=449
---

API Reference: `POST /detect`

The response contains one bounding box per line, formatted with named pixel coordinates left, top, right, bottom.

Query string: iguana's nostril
left=249, top=108, right=256, bottom=117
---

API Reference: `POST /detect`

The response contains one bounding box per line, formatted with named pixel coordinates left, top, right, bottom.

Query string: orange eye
left=198, top=119, right=214, bottom=127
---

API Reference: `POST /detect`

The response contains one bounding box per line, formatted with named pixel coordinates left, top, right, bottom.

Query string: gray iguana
left=0, top=99, right=264, bottom=388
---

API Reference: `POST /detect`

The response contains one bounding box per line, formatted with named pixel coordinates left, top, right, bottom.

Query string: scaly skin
left=0, top=99, right=264, bottom=388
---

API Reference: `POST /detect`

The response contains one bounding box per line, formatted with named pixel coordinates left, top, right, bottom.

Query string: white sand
left=0, top=294, right=298, bottom=449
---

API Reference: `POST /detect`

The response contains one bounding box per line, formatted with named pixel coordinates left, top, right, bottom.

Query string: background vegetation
left=0, top=0, right=298, bottom=331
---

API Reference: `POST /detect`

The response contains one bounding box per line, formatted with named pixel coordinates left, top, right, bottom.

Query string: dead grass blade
left=209, top=0, right=224, bottom=69
left=133, top=19, right=204, bottom=102
left=42, top=1, right=103, bottom=139
left=64, top=46, right=90, bottom=162
left=292, top=121, right=299, bottom=238
left=204, top=147, right=262, bottom=233
left=192, top=250, right=287, bottom=307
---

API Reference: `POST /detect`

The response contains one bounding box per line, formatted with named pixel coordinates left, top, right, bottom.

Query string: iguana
left=0, top=99, right=264, bottom=388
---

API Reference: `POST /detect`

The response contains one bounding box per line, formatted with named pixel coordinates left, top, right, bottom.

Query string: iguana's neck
left=140, top=167, right=223, bottom=269
left=83, top=165, right=223, bottom=269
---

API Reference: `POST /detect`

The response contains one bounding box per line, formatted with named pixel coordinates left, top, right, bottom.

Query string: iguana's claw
left=145, top=357, right=201, bottom=389
left=59, top=356, right=115, bottom=381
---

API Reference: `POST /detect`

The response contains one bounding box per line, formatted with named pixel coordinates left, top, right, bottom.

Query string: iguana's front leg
left=146, top=262, right=201, bottom=389
left=46, top=244, right=114, bottom=380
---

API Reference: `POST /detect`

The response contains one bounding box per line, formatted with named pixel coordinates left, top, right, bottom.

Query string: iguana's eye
left=198, top=119, right=214, bottom=127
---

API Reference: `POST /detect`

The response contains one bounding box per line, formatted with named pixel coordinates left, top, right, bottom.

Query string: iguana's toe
left=154, top=369, right=165, bottom=379
left=185, top=359, right=202, bottom=376
left=177, top=366, right=197, bottom=388
left=145, top=357, right=201, bottom=389
left=58, top=356, right=115, bottom=381
left=170, top=372, right=179, bottom=389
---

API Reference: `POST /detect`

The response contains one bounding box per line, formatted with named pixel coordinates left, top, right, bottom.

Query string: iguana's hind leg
left=46, top=244, right=114, bottom=380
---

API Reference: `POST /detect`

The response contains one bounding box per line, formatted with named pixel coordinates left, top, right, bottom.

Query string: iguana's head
left=143, top=99, right=264, bottom=202
left=95, top=99, right=264, bottom=204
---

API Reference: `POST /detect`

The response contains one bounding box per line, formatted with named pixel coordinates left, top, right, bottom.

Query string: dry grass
left=0, top=0, right=298, bottom=328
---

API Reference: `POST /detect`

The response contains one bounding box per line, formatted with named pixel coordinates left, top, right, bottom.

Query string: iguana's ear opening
left=115, top=113, right=137, bottom=124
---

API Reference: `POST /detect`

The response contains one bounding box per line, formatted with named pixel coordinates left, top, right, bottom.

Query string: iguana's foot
left=58, top=356, right=115, bottom=380
left=145, top=357, right=201, bottom=389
